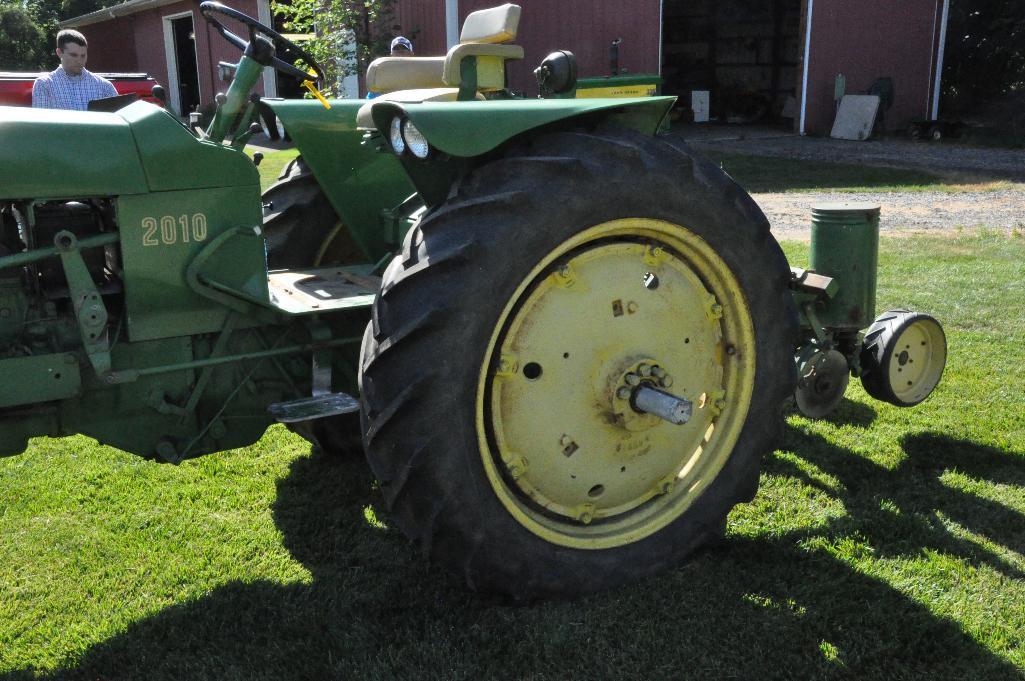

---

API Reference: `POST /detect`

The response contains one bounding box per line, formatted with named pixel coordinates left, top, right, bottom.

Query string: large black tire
left=359, top=127, right=798, bottom=599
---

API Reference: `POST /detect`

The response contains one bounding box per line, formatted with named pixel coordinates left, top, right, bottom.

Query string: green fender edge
left=371, top=96, right=676, bottom=207
left=370, top=96, right=676, bottom=158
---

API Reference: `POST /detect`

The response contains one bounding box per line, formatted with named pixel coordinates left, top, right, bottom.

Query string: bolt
left=710, top=303, right=723, bottom=317
left=554, top=264, right=575, bottom=287
left=559, top=434, right=573, bottom=447
left=626, top=301, right=638, bottom=314
left=725, top=344, right=736, bottom=356
left=497, top=355, right=518, bottom=377
left=714, top=398, right=727, bottom=412
left=209, top=421, right=228, bottom=440
left=155, top=438, right=179, bottom=464
left=575, top=504, right=596, bottom=524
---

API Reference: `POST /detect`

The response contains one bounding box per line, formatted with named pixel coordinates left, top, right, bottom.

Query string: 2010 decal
left=142, top=214, right=208, bottom=246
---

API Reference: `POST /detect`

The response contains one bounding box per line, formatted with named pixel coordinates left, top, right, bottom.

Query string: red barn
left=63, top=0, right=951, bottom=135
left=61, top=0, right=280, bottom=116
left=392, top=0, right=950, bottom=135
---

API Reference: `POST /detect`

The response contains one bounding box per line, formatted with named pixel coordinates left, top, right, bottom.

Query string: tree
left=0, top=4, right=47, bottom=69
left=0, top=0, right=124, bottom=72
left=943, top=0, right=1025, bottom=101
left=272, top=0, right=397, bottom=96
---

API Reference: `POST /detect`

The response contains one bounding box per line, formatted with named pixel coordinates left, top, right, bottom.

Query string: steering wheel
left=199, top=1, right=325, bottom=87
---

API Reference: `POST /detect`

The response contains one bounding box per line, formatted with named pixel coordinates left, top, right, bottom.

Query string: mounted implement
left=0, top=2, right=944, bottom=600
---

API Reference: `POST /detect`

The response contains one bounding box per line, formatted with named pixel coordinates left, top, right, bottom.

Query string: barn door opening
left=661, top=0, right=802, bottom=129
left=162, top=12, right=201, bottom=116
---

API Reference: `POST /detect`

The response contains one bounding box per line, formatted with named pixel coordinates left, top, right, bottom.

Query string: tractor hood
left=0, top=105, right=148, bottom=199
left=0, top=102, right=258, bottom=200
left=369, top=96, right=676, bottom=158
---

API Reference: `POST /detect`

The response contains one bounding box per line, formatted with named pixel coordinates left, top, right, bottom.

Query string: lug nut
left=651, top=366, right=666, bottom=379
left=616, top=387, right=632, bottom=400
left=660, top=375, right=674, bottom=388
left=624, top=373, right=641, bottom=387
left=638, top=364, right=652, bottom=377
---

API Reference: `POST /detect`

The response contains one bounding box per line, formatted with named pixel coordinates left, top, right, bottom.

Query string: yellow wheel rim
left=475, top=218, right=757, bottom=549
left=887, top=317, right=946, bottom=404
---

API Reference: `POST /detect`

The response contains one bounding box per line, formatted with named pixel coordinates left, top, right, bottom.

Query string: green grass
left=2, top=232, right=1024, bottom=680
left=246, top=148, right=300, bottom=190
left=703, top=152, right=1015, bottom=194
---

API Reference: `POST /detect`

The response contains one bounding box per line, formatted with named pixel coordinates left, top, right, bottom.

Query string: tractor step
left=268, top=392, right=360, bottom=423
left=267, top=267, right=381, bottom=315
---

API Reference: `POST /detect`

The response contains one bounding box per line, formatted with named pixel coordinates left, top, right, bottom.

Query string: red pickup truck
left=0, top=72, right=164, bottom=107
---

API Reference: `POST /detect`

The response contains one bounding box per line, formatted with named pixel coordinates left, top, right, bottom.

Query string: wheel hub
left=611, top=360, right=681, bottom=431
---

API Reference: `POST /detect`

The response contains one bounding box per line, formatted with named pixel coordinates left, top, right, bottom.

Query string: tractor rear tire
left=359, top=127, right=798, bottom=599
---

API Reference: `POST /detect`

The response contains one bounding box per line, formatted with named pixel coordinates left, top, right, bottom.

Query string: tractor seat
left=355, top=88, right=485, bottom=129
left=358, top=3, right=523, bottom=130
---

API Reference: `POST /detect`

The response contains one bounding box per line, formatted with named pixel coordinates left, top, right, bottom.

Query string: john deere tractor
left=0, top=3, right=946, bottom=599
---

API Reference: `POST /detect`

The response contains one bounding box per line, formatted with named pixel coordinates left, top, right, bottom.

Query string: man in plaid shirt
left=32, top=30, right=117, bottom=111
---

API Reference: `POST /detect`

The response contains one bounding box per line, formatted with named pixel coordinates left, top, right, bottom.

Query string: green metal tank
left=809, top=202, right=880, bottom=329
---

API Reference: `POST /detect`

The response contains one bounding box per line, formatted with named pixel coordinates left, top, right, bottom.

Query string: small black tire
left=860, top=309, right=946, bottom=407
left=358, top=127, right=798, bottom=599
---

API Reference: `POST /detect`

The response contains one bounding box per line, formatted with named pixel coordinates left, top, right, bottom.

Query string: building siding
left=394, top=0, right=661, bottom=95
left=73, top=0, right=947, bottom=134
left=73, top=0, right=264, bottom=108
left=801, top=0, right=943, bottom=134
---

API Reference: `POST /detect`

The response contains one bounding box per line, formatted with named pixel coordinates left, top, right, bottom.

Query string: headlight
left=389, top=116, right=405, bottom=155
left=402, top=119, right=430, bottom=159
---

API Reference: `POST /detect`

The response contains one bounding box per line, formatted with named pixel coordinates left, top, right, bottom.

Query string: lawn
left=1, top=153, right=1024, bottom=679
left=701, top=152, right=1014, bottom=194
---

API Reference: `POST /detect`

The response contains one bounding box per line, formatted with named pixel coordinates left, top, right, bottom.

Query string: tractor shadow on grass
left=8, top=432, right=1025, bottom=680
left=784, top=396, right=880, bottom=429
left=770, top=427, right=1025, bottom=578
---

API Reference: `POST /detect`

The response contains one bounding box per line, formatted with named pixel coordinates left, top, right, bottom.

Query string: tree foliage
left=271, top=0, right=397, bottom=96
left=943, top=0, right=1025, bottom=101
left=0, top=5, right=47, bottom=69
left=0, top=0, right=122, bottom=71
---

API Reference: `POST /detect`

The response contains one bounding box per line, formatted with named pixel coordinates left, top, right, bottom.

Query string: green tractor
left=0, top=3, right=946, bottom=599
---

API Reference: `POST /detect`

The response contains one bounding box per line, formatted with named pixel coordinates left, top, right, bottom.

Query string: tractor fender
left=369, top=96, right=675, bottom=158
left=369, top=96, right=675, bottom=206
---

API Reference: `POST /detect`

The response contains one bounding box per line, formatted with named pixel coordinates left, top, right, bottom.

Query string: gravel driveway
left=681, top=130, right=1025, bottom=239
left=749, top=187, right=1024, bottom=240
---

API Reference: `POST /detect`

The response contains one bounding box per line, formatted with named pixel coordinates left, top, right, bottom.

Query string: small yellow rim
left=887, top=317, right=946, bottom=404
